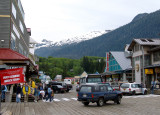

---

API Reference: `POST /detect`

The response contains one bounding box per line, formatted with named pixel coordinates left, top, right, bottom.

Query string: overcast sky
left=21, top=0, right=160, bottom=43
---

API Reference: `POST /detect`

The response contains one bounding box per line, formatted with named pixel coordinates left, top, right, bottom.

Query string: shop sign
left=155, top=68, right=160, bottom=73
left=112, top=74, right=119, bottom=78
left=145, top=69, right=153, bottom=74
left=0, top=68, right=25, bottom=85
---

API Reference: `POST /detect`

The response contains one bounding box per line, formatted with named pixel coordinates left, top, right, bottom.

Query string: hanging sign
left=145, top=69, right=153, bottom=74
left=0, top=68, right=25, bottom=85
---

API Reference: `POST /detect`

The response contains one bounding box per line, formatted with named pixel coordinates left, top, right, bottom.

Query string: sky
left=21, top=0, right=160, bottom=43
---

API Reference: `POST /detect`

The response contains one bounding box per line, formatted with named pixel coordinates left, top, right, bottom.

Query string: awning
left=0, top=48, right=29, bottom=61
left=0, top=48, right=38, bottom=72
left=144, top=64, right=160, bottom=69
left=101, top=71, right=116, bottom=76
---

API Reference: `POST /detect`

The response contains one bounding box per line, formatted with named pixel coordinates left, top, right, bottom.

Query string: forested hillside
left=41, top=10, right=160, bottom=58
left=38, top=56, right=105, bottom=79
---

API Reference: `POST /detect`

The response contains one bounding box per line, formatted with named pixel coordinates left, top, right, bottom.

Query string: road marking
left=53, top=99, right=61, bottom=102
left=62, top=98, right=70, bottom=101
left=123, top=95, right=160, bottom=99
left=71, top=98, right=77, bottom=100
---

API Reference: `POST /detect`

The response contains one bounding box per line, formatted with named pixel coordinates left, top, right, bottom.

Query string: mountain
left=35, top=30, right=110, bottom=57
left=36, top=10, right=160, bottom=59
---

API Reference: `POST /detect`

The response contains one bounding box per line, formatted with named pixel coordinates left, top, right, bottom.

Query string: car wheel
left=116, top=95, right=122, bottom=104
left=144, top=90, right=147, bottom=95
left=97, top=98, right=104, bottom=107
left=132, top=91, right=136, bottom=95
left=82, top=102, right=89, bottom=106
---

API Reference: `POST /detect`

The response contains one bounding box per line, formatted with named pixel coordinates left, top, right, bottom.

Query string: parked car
left=77, top=83, right=123, bottom=106
left=51, top=85, right=66, bottom=93
left=49, top=81, right=72, bottom=92
left=120, top=83, right=147, bottom=95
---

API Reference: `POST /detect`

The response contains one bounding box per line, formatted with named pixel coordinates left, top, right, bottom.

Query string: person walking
left=23, top=83, right=31, bottom=102
left=1, top=85, right=7, bottom=102
left=151, top=80, right=155, bottom=94
left=46, top=85, right=52, bottom=102
left=16, top=84, right=22, bottom=103
left=34, top=85, right=39, bottom=102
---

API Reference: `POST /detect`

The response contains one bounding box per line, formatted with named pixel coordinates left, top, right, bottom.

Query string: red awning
left=0, top=48, right=29, bottom=61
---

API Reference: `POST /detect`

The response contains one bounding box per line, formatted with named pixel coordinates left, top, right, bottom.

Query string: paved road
left=1, top=88, right=160, bottom=115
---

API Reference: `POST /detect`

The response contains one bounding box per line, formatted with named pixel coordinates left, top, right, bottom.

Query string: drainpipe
left=142, top=46, right=145, bottom=85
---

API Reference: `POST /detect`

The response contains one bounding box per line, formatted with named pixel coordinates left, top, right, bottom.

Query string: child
left=51, top=90, right=54, bottom=101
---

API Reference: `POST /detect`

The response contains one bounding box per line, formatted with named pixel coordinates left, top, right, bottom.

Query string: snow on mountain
left=36, top=30, right=111, bottom=49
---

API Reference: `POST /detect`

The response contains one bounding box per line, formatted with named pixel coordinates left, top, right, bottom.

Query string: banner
left=0, top=68, right=25, bottom=85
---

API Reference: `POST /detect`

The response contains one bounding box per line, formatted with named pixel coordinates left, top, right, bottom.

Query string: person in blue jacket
left=1, top=85, right=7, bottom=101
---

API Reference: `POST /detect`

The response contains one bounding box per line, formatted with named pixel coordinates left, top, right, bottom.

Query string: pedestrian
left=22, top=83, right=31, bottom=102
left=16, top=84, right=22, bottom=103
left=1, top=85, right=7, bottom=102
left=34, top=85, right=39, bottom=102
left=46, top=85, right=52, bottom=102
left=38, top=83, right=45, bottom=99
left=51, top=90, right=54, bottom=101
left=151, top=80, right=155, bottom=94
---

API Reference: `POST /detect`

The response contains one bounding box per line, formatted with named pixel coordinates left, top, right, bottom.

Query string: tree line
left=38, top=56, right=106, bottom=79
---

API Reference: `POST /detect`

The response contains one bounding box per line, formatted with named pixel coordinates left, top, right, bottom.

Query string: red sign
left=0, top=68, right=25, bottom=85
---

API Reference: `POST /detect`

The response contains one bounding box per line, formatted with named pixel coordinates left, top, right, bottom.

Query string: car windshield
left=80, top=86, right=92, bottom=92
left=57, top=85, right=63, bottom=88
left=87, top=78, right=102, bottom=83
left=111, top=82, right=119, bottom=86
left=121, top=83, right=129, bottom=88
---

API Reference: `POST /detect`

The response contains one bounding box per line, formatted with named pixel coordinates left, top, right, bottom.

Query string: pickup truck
left=77, top=83, right=123, bottom=106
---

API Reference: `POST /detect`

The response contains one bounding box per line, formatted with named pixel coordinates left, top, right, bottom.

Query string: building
left=0, top=0, right=38, bottom=81
left=105, top=45, right=132, bottom=82
left=128, top=38, right=160, bottom=87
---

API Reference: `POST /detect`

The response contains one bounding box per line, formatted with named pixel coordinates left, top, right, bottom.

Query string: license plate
left=83, top=94, right=87, bottom=97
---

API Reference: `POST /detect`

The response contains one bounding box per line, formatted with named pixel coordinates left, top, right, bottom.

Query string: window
left=80, top=86, right=92, bottom=92
left=100, top=86, right=106, bottom=92
left=107, top=86, right=113, bottom=91
left=13, top=24, right=20, bottom=38
left=19, top=43, right=23, bottom=55
left=134, top=44, right=140, bottom=52
left=12, top=3, right=16, bottom=19
left=153, top=51, right=160, bottom=62
left=18, top=0, right=25, bottom=20
left=19, top=21, right=24, bottom=33
left=121, top=83, right=129, bottom=88
left=11, top=33, right=16, bottom=50
left=140, top=39, right=147, bottom=42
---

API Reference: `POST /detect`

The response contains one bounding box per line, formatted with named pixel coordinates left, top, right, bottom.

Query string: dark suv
left=77, top=83, right=123, bottom=106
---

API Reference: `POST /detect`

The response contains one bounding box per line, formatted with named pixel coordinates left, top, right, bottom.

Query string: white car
left=120, top=83, right=147, bottom=95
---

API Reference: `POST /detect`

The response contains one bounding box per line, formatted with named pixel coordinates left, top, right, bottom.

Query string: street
left=1, top=86, right=160, bottom=115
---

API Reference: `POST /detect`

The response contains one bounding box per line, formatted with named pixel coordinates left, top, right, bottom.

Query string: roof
left=128, top=38, right=160, bottom=51
left=30, top=37, right=38, bottom=44
left=0, top=48, right=29, bottom=61
left=101, top=71, right=116, bottom=76
left=110, top=51, right=131, bottom=70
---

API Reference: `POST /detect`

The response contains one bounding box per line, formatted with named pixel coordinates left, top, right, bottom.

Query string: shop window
left=153, top=51, right=160, bottom=62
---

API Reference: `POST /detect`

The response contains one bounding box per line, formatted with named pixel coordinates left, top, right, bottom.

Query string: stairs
left=11, top=94, right=35, bottom=102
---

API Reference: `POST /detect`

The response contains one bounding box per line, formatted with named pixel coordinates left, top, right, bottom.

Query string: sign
left=106, top=52, right=109, bottom=71
left=0, top=68, right=25, bottom=85
left=155, top=68, right=160, bottom=73
left=145, top=69, right=153, bottom=74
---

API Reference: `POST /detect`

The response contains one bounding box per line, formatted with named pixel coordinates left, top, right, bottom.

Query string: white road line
left=53, top=99, right=61, bottom=102
left=62, top=98, right=70, bottom=101
left=123, top=95, right=160, bottom=99
left=71, top=98, right=77, bottom=100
